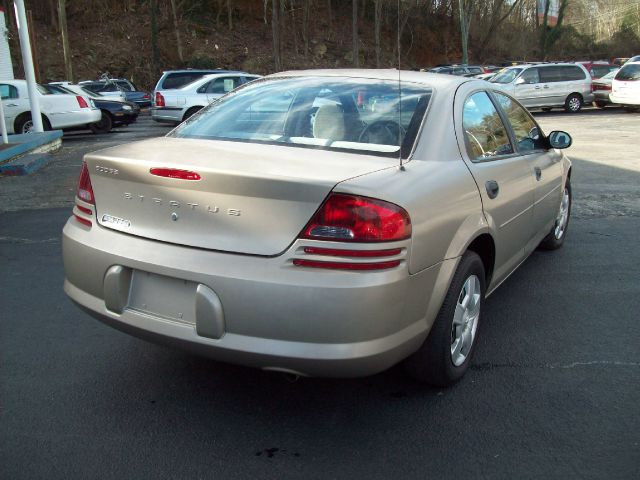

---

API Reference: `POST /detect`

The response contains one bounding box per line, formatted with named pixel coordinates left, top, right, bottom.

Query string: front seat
left=313, top=104, right=345, bottom=141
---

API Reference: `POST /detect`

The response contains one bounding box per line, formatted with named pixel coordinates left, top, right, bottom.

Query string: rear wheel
left=15, top=113, right=51, bottom=134
left=182, top=106, right=202, bottom=122
left=564, top=94, right=583, bottom=113
left=404, top=251, right=485, bottom=386
left=89, top=111, right=113, bottom=134
left=539, top=181, right=572, bottom=250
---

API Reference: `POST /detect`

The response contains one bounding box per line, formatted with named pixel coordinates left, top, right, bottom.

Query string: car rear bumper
left=111, top=110, right=139, bottom=125
left=151, top=107, right=182, bottom=123
left=610, top=93, right=640, bottom=105
left=51, top=108, right=102, bottom=129
left=62, top=216, right=449, bottom=377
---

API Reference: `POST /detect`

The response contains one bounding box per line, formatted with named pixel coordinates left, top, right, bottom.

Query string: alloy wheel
left=554, top=187, right=570, bottom=240
left=450, top=274, right=481, bottom=367
left=568, top=97, right=581, bottom=112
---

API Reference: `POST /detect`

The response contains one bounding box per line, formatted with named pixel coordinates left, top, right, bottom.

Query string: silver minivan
left=490, top=63, right=593, bottom=112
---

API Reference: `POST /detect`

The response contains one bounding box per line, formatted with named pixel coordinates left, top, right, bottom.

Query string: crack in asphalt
left=471, top=360, right=640, bottom=371
left=0, top=236, right=60, bottom=245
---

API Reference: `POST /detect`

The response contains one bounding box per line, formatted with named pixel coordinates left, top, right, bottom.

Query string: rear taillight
left=76, top=95, right=89, bottom=108
left=143, top=93, right=151, bottom=100
left=74, top=162, right=95, bottom=228
left=301, top=193, right=411, bottom=242
left=155, top=92, right=165, bottom=107
left=295, top=194, right=410, bottom=271
left=77, top=162, right=95, bottom=204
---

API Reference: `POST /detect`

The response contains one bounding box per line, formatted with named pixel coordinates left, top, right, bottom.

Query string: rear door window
left=539, top=66, right=563, bottom=83
left=562, top=66, right=587, bottom=81
left=207, top=77, right=241, bottom=94
left=0, top=84, right=18, bottom=99
left=462, top=92, right=514, bottom=161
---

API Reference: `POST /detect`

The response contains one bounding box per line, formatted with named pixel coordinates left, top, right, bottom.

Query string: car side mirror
left=548, top=130, right=572, bottom=149
left=515, top=77, right=525, bottom=85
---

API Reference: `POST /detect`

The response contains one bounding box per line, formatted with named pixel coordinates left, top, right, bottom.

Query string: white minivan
left=489, top=63, right=593, bottom=113
left=610, top=61, right=640, bottom=110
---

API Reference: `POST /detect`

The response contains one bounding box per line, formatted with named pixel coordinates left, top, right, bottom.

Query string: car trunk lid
left=85, top=137, right=397, bottom=255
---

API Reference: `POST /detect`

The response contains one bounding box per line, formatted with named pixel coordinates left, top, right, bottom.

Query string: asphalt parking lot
left=1, top=109, right=639, bottom=479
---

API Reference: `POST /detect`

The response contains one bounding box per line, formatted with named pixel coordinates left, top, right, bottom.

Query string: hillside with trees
left=4, top=0, right=640, bottom=89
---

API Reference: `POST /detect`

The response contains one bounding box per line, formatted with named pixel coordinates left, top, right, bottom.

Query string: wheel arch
left=465, top=233, right=495, bottom=288
left=14, top=111, right=52, bottom=132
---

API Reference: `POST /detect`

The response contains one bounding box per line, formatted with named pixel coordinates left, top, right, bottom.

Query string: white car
left=610, top=61, right=640, bottom=109
left=0, top=79, right=101, bottom=134
left=152, top=73, right=261, bottom=124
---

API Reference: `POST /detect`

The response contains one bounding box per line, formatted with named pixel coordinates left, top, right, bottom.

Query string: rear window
left=615, top=64, right=640, bottom=81
left=161, top=72, right=211, bottom=89
left=170, top=76, right=432, bottom=158
left=539, top=66, right=585, bottom=82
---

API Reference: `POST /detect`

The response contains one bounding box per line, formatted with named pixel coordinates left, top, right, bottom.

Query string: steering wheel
left=358, top=120, right=406, bottom=145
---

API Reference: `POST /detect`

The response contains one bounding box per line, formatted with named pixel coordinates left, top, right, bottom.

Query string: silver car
left=490, top=63, right=593, bottom=112
left=63, top=70, right=573, bottom=386
left=152, top=73, right=261, bottom=124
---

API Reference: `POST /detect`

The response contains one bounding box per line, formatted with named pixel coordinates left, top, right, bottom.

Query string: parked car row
left=0, top=79, right=101, bottom=134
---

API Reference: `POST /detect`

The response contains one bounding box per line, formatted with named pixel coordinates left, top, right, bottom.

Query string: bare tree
left=374, top=0, right=382, bottom=67
left=540, top=0, right=568, bottom=59
left=302, top=0, right=311, bottom=57
left=170, top=0, right=184, bottom=63
left=150, top=0, right=160, bottom=74
left=352, top=0, right=359, bottom=67
left=57, top=0, right=73, bottom=81
left=272, top=0, right=282, bottom=71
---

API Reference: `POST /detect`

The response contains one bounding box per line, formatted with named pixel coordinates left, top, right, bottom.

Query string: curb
left=0, top=130, right=63, bottom=176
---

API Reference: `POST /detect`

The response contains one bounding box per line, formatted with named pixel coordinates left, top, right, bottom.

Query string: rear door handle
left=485, top=180, right=500, bottom=199
left=5, top=103, right=18, bottom=107
left=535, top=167, right=542, bottom=181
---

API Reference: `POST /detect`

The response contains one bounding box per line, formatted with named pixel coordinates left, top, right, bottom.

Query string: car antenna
left=397, top=0, right=405, bottom=171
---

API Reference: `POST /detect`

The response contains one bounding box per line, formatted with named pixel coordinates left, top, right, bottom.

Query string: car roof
left=271, top=69, right=470, bottom=89
left=162, top=69, right=245, bottom=74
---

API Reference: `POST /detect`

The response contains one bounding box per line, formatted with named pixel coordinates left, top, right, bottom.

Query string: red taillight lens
left=155, top=92, right=165, bottom=107
left=76, top=161, right=95, bottom=204
left=293, top=259, right=400, bottom=270
left=76, top=95, right=89, bottom=108
left=150, top=168, right=201, bottom=180
left=301, top=193, right=411, bottom=242
left=303, top=247, right=401, bottom=257
left=143, top=93, right=150, bottom=100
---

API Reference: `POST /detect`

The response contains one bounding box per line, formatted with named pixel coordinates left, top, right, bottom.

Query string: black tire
left=182, top=106, right=202, bottom=122
left=539, top=180, right=572, bottom=250
left=89, top=111, right=113, bottom=134
left=15, top=113, right=51, bottom=134
left=404, top=251, right=486, bottom=386
left=564, top=93, right=583, bottom=113
left=593, top=100, right=607, bottom=109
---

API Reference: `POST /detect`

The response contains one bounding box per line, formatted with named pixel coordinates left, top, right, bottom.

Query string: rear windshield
left=616, top=64, right=640, bottom=81
left=160, top=72, right=228, bottom=90
left=170, top=76, right=432, bottom=158
left=490, top=68, right=523, bottom=84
